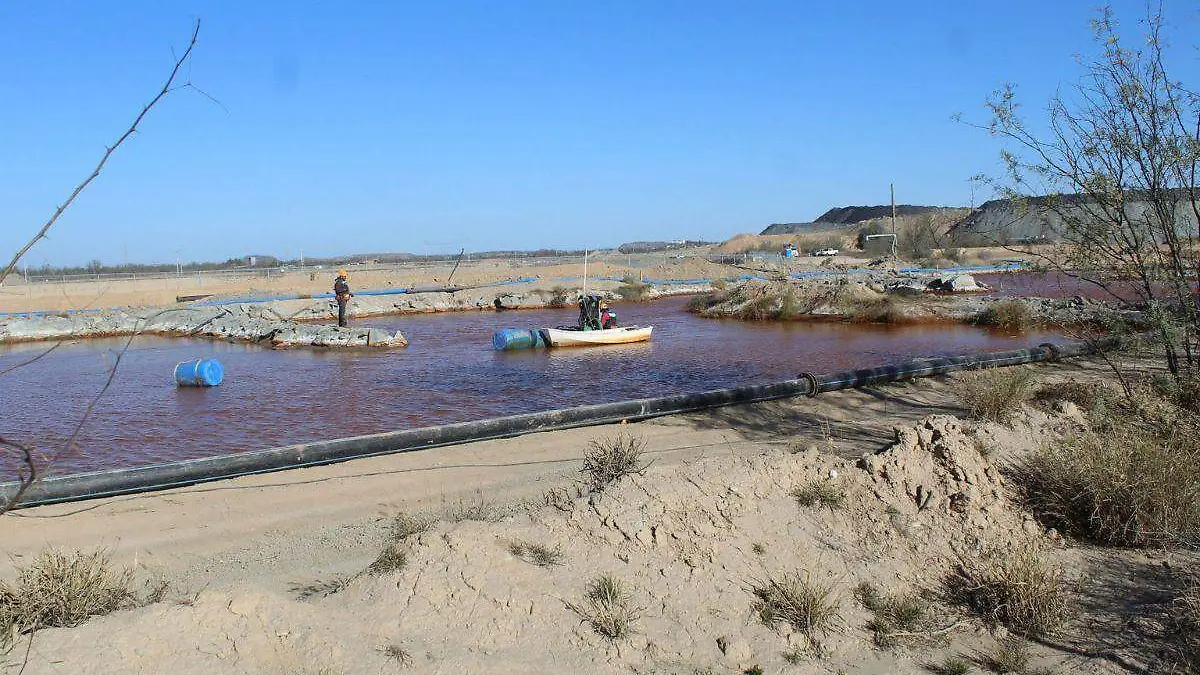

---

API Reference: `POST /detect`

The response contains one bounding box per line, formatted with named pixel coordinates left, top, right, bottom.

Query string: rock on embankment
left=0, top=304, right=407, bottom=349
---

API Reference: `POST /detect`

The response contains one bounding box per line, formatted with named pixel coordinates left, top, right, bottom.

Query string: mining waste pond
left=0, top=296, right=1064, bottom=477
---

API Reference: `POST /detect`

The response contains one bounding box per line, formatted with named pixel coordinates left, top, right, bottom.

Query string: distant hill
left=760, top=205, right=965, bottom=235
left=758, top=222, right=844, bottom=235
left=949, top=191, right=1200, bottom=244
left=814, top=205, right=958, bottom=225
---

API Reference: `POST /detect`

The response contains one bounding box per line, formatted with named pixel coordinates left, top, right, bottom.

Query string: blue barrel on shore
left=174, top=358, right=224, bottom=387
left=493, top=328, right=550, bottom=351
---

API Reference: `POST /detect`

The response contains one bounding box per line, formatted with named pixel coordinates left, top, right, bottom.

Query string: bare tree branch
left=0, top=19, right=202, bottom=286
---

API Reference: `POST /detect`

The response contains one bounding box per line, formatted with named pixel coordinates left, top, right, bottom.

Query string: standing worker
left=333, top=269, right=354, bottom=327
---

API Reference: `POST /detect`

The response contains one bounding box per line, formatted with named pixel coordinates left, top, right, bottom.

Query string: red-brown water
left=0, top=296, right=1064, bottom=477
left=977, top=271, right=1141, bottom=302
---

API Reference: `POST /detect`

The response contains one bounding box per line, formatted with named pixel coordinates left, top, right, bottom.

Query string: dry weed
left=571, top=575, right=640, bottom=640
left=791, top=480, right=846, bottom=509
left=854, top=581, right=935, bottom=647
left=0, top=549, right=163, bottom=650
left=379, top=643, right=413, bottom=666
left=976, top=300, right=1033, bottom=332
left=509, top=540, right=564, bottom=567
left=1015, top=398, right=1200, bottom=548
left=582, top=434, right=649, bottom=492
left=976, top=637, right=1031, bottom=673
left=946, top=546, right=1067, bottom=637
left=954, top=367, right=1037, bottom=423
left=366, top=546, right=408, bottom=577
left=750, top=571, right=839, bottom=646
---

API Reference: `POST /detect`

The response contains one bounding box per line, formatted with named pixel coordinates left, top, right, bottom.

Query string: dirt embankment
left=686, top=275, right=1128, bottom=329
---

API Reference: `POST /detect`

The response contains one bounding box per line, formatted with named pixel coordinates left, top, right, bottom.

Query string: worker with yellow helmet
left=333, top=269, right=354, bottom=327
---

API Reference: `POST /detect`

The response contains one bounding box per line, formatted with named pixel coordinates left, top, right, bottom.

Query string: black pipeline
left=1, top=339, right=1101, bottom=509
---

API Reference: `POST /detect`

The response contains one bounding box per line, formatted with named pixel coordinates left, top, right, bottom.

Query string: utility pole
left=300, top=249, right=305, bottom=266
left=890, top=183, right=898, bottom=258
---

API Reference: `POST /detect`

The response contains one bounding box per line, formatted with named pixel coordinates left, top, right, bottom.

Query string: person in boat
left=599, top=301, right=618, bottom=329
left=333, top=269, right=354, bottom=327
left=494, top=297, right=506, bottom=311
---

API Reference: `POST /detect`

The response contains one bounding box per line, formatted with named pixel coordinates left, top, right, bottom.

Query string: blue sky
left=1, top=1, right=1197, bottom=266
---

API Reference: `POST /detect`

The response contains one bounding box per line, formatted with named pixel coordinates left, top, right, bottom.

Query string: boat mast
left=583, top=247, right=588, bottom=295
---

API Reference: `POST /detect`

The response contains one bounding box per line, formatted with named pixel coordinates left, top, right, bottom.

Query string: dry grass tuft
left=379, top=643, right=414, bottom=666
left=1165, top=572, right=1200, bottom=673
left=366, top=545, right=408, bottom=577
left=750, top=571, right=840, bottom=647
left=446, top=494, right=509, bottom=523
left=976, top=638, right=1031, bottom=673
left=1014, top=397, right=1200, bottom=548
left=928, top=656, right=973, bottom=675
left=842, top=295, right=909, bottom=324
left=954, top=367, right=1037, bottom=424
left=509, top=540, right=564, bottom=567
left=582, top=434, right=649, bottom=492
left=791, top=480, right=846, bottom=509
left=571, top=575, right=640, bottom=640
left=0, top=549, right=164, bottom=650
left=854, top=581, right=933, bottom=647
left=976, top=300, right=1033, bottom=332
left=946, top=546, right=1067, bottom=637
left=387, top=512, right=431, bottom=542
left=1031, top=380, right=1112, bottom=412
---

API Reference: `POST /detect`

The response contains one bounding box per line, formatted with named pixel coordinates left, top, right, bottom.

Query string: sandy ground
left=3, top=355, right=1185, bottom=674
left=0, top=245, right=1045, bottom=314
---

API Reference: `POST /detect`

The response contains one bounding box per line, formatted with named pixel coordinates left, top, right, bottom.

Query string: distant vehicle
left=812, top=248, right=840, bottom=257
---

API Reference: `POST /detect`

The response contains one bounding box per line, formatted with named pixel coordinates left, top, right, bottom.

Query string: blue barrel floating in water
left=492, top=328, right=550, bottom=351
left=174, top=358, right=224, bottom=387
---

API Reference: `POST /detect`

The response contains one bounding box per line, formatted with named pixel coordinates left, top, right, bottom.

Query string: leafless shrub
left=954, top=367, right=1037, bottom=423
left=946, top=546, right=1068, bottom=637
left=0, top=549, right=164, bottom=650
left=571, top=575, right=640, bottom=640
left=582, top=434, right=649, bottom=492
left=446, top=493, right=509, bottom=523
left=750, top=571, right=839, bottom=647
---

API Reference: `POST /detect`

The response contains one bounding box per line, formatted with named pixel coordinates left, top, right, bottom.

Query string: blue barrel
left=492, top=328, right=550, bottom=351
left=174, top=358, right=224, bottom=387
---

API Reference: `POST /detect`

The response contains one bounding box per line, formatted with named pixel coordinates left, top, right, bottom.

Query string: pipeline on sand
left=0, top=337, right=1111, bottom=510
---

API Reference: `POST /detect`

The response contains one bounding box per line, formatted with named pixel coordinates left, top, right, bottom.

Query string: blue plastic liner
left=174, top=358, right=224, bottom=387
left=492, top=328, right=550, bottom=350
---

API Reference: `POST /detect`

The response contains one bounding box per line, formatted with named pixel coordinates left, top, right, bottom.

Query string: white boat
left=545, top=325, right=653, bottom=347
